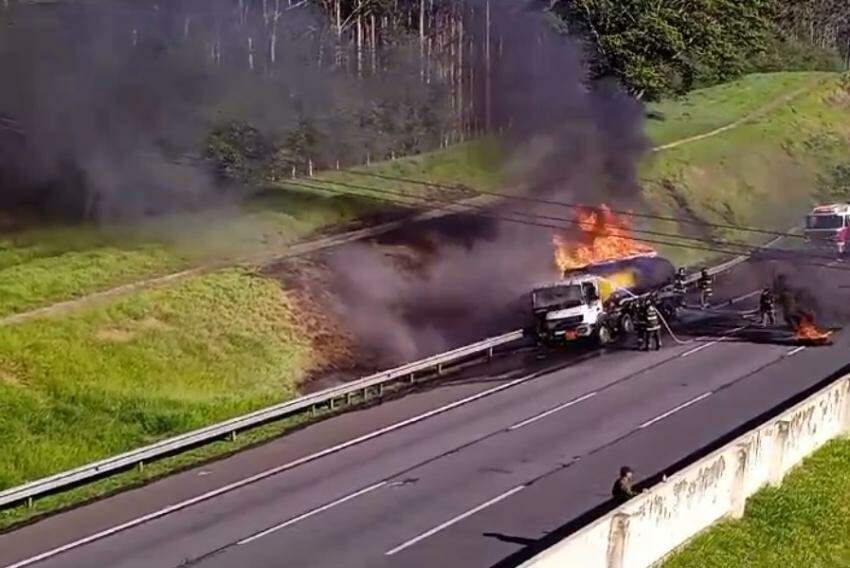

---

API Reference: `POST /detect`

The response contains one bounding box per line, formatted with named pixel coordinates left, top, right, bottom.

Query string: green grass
left=0, top=268, right=314, bottom=491
left=663, top=438, right=850, bottom=568
left=645, top=72, right=833, bottom=146
left=640, top=72, right=849, bottom=266
left=0, top=141, right=502, bottom=319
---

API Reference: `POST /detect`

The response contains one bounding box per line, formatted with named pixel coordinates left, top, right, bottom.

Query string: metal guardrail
left=0, top=231, right=794, bottom=510
left=0, top=329, right=525, bottom=510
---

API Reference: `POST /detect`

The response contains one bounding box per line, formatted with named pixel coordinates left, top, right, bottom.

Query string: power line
left=288, top=175, right=842, bottom=264
left=345, top=170, right=814, bottom=243
left=276, top=178, right=850, bottom=273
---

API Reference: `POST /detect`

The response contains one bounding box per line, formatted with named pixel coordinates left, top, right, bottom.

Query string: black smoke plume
left=327, top=2, right=649, bottom=365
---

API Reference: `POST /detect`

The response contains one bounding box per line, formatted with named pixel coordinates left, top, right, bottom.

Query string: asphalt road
left=2, top=259, right=849, bottom=568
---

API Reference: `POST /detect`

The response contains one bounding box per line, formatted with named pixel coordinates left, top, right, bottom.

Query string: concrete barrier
left=520, top=376, right=850, bottom=568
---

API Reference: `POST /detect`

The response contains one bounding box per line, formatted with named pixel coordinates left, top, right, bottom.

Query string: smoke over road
left=327, top=3, right=649, bottom=365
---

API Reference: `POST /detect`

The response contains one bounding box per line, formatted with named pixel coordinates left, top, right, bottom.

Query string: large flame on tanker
left=554, top=204, right=655, bottom=273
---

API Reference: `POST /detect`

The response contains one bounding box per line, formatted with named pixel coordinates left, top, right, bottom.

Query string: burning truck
left=532, top=205, right=680, bottom=346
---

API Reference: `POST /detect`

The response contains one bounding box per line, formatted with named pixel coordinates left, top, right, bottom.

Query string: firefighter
left=643, top=300, right=662, bottom=351
left=698, top=267, right=713, bottom=309
left=634, top=300, right=647, bottom=350
left=673, top=267, right=687, bottom=306
left=759, top=287, right=776, bottom=327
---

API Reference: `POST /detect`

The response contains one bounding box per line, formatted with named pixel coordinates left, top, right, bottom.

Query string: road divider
left=519, top=371, right=850, bottom=568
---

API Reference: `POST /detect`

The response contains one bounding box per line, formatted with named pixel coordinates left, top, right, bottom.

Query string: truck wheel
left=620, top=314, right=635, bottom=335
left=597, top=325, right=613, bottom=346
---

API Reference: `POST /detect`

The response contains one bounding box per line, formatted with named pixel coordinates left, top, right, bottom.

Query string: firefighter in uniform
left=698, top=267, right=713, bottom=309
left=673, top=267, right=687, bottom=307
left=759, top=287, right=776, bottom=327
left=635, top=300, right=649, bottom=350
left=643, top=300, right=662, bottom=351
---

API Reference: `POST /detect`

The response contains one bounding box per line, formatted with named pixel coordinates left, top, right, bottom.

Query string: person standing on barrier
left=612, top=466, right=637, bottom=503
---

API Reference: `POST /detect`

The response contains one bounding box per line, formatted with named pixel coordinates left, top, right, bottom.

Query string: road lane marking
left=2, top=370, right=545, bottom=568
left=508, top=392, right=598, bottom=431
left=639, top=392, right=713, bottom=429
left=680, top=326, right=747, bottom=358
left=785, top=346, right=807, bottom=357
left=385, top=485, right=525, bottom=556
left=237, top=482, right=387, bottom=545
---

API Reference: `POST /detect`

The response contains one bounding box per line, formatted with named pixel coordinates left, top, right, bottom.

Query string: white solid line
left=385, top=485, right=526, bottom=556
left=639, top=392, right=713, bottom=429
left=237, top=482, right=387, bottom=545
left=508, top=392, right=598, bottom=431
left=786, top=346, right=807, bottom=357
left=4, top=371, right=542, bottom=568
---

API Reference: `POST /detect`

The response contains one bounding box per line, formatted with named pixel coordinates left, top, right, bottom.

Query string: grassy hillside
left=642, top=72, right=850, bottom=266
left=0, top=141, right=501, bottom=319
left=1, top=72, right=848, bottom=528
left=663, top=438, right=850, bottom=568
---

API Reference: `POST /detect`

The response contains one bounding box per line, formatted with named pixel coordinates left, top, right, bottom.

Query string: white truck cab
left=531, top=274, right=613, bottom=345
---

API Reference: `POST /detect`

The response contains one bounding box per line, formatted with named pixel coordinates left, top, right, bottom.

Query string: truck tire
left=619, top=314, right=635, bottom=336
left=597, top=325, right=613, bottom=346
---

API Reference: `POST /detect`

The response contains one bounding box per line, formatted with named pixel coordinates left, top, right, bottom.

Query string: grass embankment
left=663, top=438, right=850, bottom=568
left=642, top=71, right=850, bottom=266
left=1, top=73, right=846, bottom=529
left=0, top=141, right=500, bottom=319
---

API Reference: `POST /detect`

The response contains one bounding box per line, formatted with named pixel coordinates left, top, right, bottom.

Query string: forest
left=0, top=0, right=848, bottom=219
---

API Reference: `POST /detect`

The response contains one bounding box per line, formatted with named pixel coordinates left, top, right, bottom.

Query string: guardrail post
left=330, top=397, right=336, bottom=411
left=769, top=420, right=791, bottom=487
left=487, top=347, right=494, bottom=360
left=437, top=364, right=444, bottom=376
left=137, top=461, right=144, bottom=473
left=311, top=404, right=318, bottom=417
left=27, top=497, right=33, bottom=509
left=346, top=392, right=353, bottom=405
left=229, top=431, right=237, bottom=442
left=378, top=383, right=384, bottom=397
left=606, top=513, right=630, bottom=568
left=409, top=372, right=416, bottom=383
left=363, top=387, right=369, bottom=402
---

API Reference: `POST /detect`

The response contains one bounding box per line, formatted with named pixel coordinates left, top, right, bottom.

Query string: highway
left=1, top=261, right=849, bottom=568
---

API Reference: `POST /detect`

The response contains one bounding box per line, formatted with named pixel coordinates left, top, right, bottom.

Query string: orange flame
left=795, top=313, right=832, bottom=345
left=554, top=204, right=655, bottom=273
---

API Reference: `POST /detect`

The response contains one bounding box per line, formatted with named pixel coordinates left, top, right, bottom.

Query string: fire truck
left=804, top=204, right=850, bottom=255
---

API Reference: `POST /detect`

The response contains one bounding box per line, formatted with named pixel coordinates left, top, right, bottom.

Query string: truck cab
left=531, top=275, right=610, bottom=345
left=805, top=204, right=850, bottom=255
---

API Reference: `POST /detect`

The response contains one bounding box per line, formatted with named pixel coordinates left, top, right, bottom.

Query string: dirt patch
left=0, top=367, right=21, bottom=386
left=95, top=327, right=136, bottom=343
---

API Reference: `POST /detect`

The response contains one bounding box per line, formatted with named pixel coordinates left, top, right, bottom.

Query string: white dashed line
left=680, top=326, right=747, bottom=358
left=639, top=392, right=713, bottom=429
left=238, top=482, right=387, bottom=545
left=785, top=346, right=807, bottom=358
left=508, top=392, right=598, bottom=431
left=385, top=485, right=526, bottom=556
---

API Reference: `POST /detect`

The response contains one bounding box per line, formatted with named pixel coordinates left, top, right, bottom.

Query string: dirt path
left=652, top=78, right=824, bottom=153
left=0, top=195, right=498, bottom=326
left=0, top=79, right=826, bottom=327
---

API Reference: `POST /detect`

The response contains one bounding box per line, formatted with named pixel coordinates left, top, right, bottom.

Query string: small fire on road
left=553, top=204, right=655, bottom=273
left=795, top=313, right=833, bottom=346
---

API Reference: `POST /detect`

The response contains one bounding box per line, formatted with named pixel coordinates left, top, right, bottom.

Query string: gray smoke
left=0, top=0, right=444, bottom=220
left=327, top=3, right=649, bottom=365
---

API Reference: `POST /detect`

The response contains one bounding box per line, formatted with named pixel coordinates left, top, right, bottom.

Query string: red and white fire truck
left=804, top=204, right=850, bottom=255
